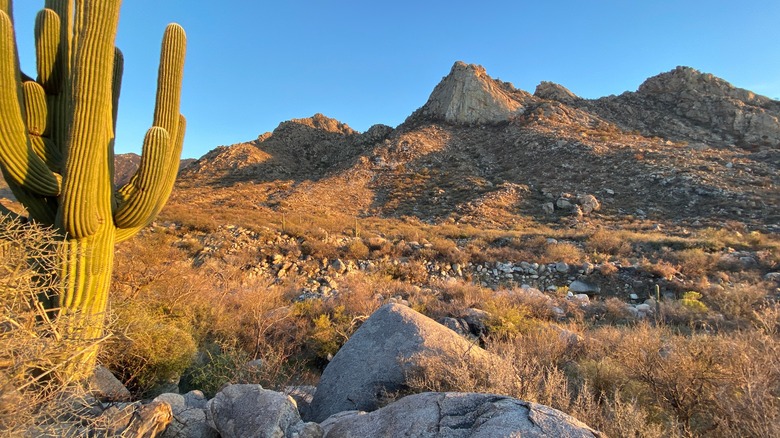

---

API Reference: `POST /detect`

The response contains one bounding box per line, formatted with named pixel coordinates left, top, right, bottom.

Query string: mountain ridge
left=169, top=62, right=778, bottom=231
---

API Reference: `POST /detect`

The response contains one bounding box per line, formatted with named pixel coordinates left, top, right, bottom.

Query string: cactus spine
left=0, top=0, right=186, bottom=379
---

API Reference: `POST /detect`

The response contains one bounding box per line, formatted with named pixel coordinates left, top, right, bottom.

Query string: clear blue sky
left=11, top=1, right=780, bottom=159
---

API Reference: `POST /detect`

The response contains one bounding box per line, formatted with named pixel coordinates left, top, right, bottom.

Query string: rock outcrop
left=580, top=66, right=780, bottom=148
left=320, top=392, right=602, bottom=438
left=182, top=113, right=387, bottom=182
left=307, top=303, right=495, bottom=422
left=416, top=62, right=533, bottom=124
left=534, top=81, right=580, bottom=104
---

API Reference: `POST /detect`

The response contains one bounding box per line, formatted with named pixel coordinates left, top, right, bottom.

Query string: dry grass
left=0, top=216, right=117, bottom=435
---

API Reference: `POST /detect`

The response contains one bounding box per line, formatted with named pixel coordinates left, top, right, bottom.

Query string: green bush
left=103, top=303, right=197, bottom=396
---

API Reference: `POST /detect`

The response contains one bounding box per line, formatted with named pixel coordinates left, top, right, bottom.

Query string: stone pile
left=96, top=304, right=602, bottom=438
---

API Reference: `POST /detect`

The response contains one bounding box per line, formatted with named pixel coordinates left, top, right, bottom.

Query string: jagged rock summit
left=418, top=61, right=534, bottom=124
left=578, top=66, right=780, bottom=148
left=534, top=81, right=580, bottom=104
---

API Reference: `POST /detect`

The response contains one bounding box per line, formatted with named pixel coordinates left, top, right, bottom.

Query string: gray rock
left=573, top=294, right=590, bottom=304
left=568, top=280, right=601, bottom=294
left=97, top=401, right=173, bottom=438
left=763, top=272, right=780, bottom=282
left=330, top=259, right=347, bottom=274
left=163, top=407, right=214, bottom=438
left=320, top=392, right=601, bottom=438
left=308, top=304, right=493, bottom=422
left=462, top=307, right=491, bottom=337
left=636, top=303, right=653, bottom=316
left=155, top=392, right=215, bottom=438
left=183, top=390, right=209, bottom=410
left=206, top=384, right=304, bottom=438
left=555, top=262, right=570, bottom=273
left=556, top=198, right=574, bottom=210
left=441, top=317, right=471, bottom=337
left=576, top=194, right=601, bottom=214
left=285, top=386, right=317, bottom=421
left=88, top=365, right=131, bottom=402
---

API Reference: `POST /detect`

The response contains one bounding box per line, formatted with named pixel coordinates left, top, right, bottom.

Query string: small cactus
left=0, top=0, right=186, bottom=379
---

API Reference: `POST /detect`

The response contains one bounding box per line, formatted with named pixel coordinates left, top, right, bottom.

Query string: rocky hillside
left=175, top=62, right=779, bottom=231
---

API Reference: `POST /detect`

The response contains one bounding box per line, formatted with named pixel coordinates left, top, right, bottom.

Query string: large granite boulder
left=320, top=392, right=602, bottom=437
left=307, top=303, right=494, bottom=422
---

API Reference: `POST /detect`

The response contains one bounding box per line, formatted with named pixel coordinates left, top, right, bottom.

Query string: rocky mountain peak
left=534, top=81, right=580, bottom=104
left=638, top=66, right=774, bottom=107
left=418, top=61, right=533, bottom=124
left=273, top=113, right=357, bottom=137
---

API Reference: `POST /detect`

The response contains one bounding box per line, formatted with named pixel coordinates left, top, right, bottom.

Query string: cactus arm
left=43, top=0, right=72, bottom=156
left=23, top=81, right=63, bottom=171
left=22, top=81, right=49, bottom=161
left=114, top=127, right=169, bottom=228
left=0, top=11, right=60, bottom=196
left=108, top=47, right=122, bottom=200
left=115, top=114, right=185, bottom=243
left=35, top=8, right=61, bottom=94
left=152, top=24, right=186, bottom=141
left=115, top=24, right=186, bottom=242
left=157, top=114, right=186, bottom=208
left=59, top=0, right=121, bottom=239
left=0, top=1, right=11, bottom=23
left=22, top=80, right=47, bottom=139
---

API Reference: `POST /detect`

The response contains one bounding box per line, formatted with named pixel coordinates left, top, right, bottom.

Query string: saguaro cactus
left=0, top=0, right=186, bottom=378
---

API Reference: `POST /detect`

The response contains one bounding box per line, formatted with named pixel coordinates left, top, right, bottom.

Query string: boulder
left=285, top=386, right=317, bottom=422
left=320, top=392, right=602, bottom=438
left=576, top=194, right=601, bottom=215
left=97, top=401, right=173, bottom=438
left=206, top=384, right=321, bottom=438
left=88, top=365, right=131, bottom=402
left=568, top=280, right=601, bottom=294
left=307, top=304, right=493, bottom=422
left=155, top=391, right=216, bottom=438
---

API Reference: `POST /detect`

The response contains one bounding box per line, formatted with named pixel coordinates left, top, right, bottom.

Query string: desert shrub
left=435, top=279, right=489, bottom=307
left=103, top=302, right=197, bottom=396
left=589, top=297, right=637, bottom=325
left=385, top=260, right=429, bottom=284
left=598, top=262, right=619, bottom=276
left=679, top=291, right=708, bottom=313
left=301, top=238, right=340, bottom=260
left=640, top=258, right=678, bottom=280
left=706, top=282, right=769, bottom=323
left=674, top=248, right=718, bottom=279
left=582, top=323, right=780, bottom=436
left=542, top=242, right=585, bottom=264
left=307, top=306, right=352, bottom=360
left=186, top=338, right=307, bottom=397
left=481, top=296, right=535, bottom=339
left=343, top=239, right=370, bottom=260
left=587, top=229, right=632, bottom=256
left=428, top=236, right=469, bottom=264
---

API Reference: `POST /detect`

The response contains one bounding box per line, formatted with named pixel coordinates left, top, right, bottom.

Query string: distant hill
left=172, top=62, right=779, bottom=231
